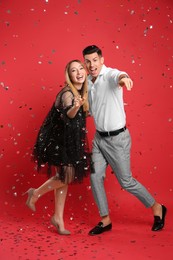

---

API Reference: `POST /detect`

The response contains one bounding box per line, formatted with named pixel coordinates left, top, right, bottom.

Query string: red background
left=0, top=1, right=173, bottom=259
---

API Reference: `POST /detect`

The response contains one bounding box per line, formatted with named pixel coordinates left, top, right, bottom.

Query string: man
left=82, top=45, right=167, bottom=235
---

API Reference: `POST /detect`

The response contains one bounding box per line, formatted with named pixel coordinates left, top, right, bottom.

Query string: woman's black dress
left=33, top=86, right=91, bottom=184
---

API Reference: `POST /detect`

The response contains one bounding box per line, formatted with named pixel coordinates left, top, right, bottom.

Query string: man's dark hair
left=82, top=45, right=102, bottom=57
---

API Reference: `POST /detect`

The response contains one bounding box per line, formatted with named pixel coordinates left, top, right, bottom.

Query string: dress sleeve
left=54, top=90, right=74, bottom=111
left=61, top=90, right=74, bottom=109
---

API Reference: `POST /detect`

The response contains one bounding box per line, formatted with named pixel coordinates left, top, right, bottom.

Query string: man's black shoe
left=152, top=205, right=167, bottom=231
left=88, top=222, right=112, bottom=236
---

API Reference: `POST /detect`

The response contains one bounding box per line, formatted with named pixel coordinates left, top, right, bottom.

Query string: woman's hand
left=67, top=95, right=86, bottom=119
left=73, top=95, right=86, bottom=108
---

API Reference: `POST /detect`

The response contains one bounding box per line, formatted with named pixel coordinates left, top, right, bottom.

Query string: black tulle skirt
left=33, top=92, right=91, bottom=184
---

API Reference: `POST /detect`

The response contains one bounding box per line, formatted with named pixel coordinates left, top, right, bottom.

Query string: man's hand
left=119, top=77, right=133, bottom=91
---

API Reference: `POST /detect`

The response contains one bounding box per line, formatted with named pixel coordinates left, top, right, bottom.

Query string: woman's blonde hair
left=65, top=59, right=89, bottom=112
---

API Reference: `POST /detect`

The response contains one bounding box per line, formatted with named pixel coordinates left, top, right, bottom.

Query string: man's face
left=84, top=52, right=104, bottom=78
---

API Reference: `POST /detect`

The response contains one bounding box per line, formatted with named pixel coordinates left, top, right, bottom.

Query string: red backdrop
left=0, top=0, right=173, bottom=219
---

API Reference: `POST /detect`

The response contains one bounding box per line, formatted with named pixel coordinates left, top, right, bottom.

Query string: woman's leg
left=25, top=176, right=66, bottom=211
left=51, top=185, right=70, bottom=233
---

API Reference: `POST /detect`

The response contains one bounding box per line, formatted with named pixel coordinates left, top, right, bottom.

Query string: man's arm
left=118, top=74, right=133, bottom=91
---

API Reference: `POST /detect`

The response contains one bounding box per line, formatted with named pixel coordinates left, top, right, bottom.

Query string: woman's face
left=68, top=61, right=86, bottom=90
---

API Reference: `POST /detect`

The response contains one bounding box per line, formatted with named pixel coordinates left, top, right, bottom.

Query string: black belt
left=97, top=126, right=126, bottom=137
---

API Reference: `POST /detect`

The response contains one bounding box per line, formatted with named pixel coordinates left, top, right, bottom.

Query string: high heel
left=23, top=188, right=36, bottom=212
left=51, top=216, right=71, bottom=235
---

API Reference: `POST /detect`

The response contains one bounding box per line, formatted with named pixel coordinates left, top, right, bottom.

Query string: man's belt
left=97, top=126, right=126, bottom=137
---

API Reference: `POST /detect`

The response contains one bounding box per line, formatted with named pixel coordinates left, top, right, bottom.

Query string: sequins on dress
left=33, top=86, right=91, bottom=184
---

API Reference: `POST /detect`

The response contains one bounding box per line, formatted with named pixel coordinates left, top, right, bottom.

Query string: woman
left=24, top=60, right=91, bottom=235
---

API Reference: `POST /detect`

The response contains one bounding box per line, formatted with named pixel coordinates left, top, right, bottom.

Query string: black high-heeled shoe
left=23, top=188, right=36, bottom=212
left=152, top=205, right=167, bottom=231
left=51, top=216, right=71, bottom=235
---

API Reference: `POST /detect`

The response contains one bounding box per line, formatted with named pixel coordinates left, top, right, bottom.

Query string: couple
left=24, top=45, right=167, bottom=236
